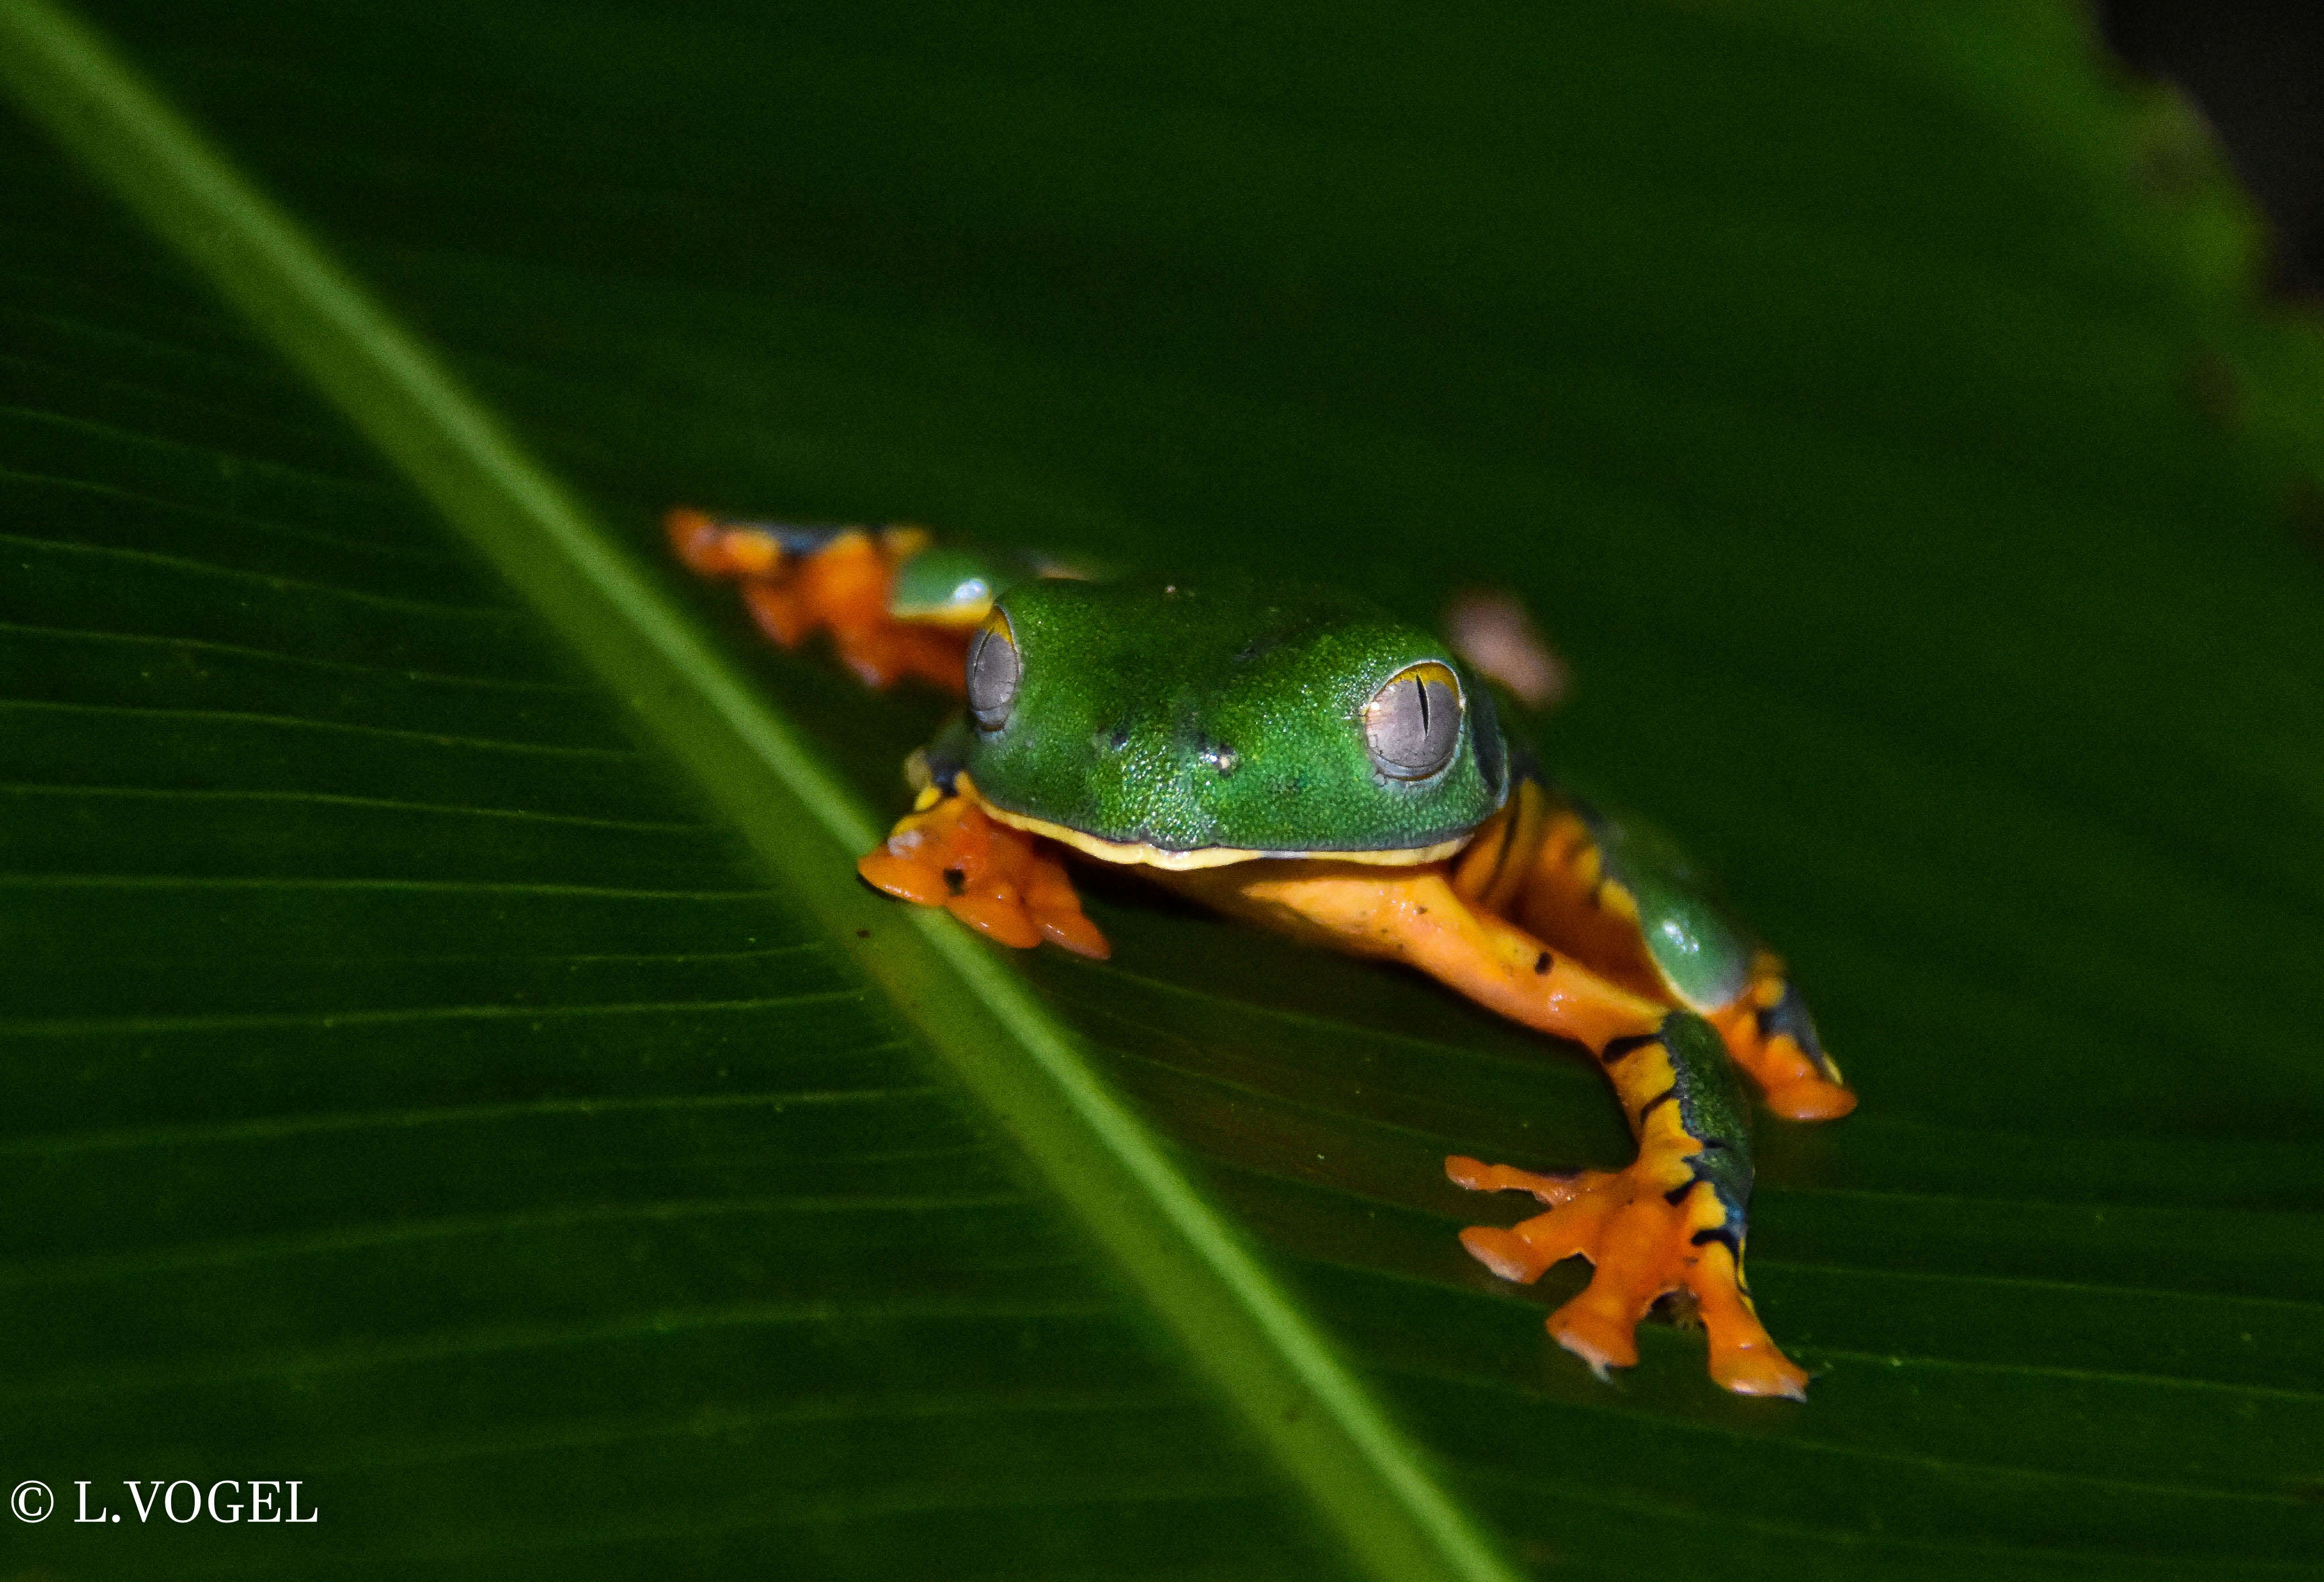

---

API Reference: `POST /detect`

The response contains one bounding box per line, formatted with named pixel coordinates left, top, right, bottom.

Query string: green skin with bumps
left=959, top=575, right=1510, bottom=857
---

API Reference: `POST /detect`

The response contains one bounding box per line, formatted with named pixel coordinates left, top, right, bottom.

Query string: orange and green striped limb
left=664, top=507, right=970, bottom=692
left=1453, top=778, right=1856, bottom=1121
left=1159, top=855, right=1810, bottom=1398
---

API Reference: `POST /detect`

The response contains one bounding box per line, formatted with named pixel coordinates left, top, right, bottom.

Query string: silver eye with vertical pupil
left=1362, top=661, right=1463, bottom=780
left=966, top=611, right=1021, bottom=733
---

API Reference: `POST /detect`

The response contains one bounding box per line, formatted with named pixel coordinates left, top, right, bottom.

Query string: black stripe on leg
left=1478, top=809, right=1520, bottom=898
left=1689, top=1226, right=1742, bottom=1259
left=1601, top=1032, right=1662, bottom=1065
left=1636, top=1087, right=1677, bottom=1124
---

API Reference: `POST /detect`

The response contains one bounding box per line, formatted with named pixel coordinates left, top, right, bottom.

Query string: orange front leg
left=665, top=507, right=970, bottom=692
left=1172, top=859, right=1664, bottom=1053
left=857, top=791, right=1110, bottom=960
left=1168, top=860, right=1810, bottom=1398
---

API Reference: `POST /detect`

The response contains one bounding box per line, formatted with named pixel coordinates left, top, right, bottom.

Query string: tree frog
left=669, top=507, right=1857, bottom=1398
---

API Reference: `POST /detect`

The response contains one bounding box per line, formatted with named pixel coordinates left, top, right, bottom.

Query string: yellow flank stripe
left=1627, top=1047, right=1681, bottom=1135
left=1623, top=1044, right=1716, bottom=1198
left=959, top=775, right=1475, bottom=872
left=887, top=600, right=992, bottom=627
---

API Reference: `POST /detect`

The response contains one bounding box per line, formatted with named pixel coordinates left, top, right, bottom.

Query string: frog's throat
left=954, top=774, right=1472, bottom=872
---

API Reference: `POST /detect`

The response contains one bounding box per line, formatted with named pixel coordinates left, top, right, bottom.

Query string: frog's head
left=955, top=576, right=1510, bottom=868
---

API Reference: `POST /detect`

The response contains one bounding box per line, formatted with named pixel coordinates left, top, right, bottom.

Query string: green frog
left=669, top=507, right=1856, bottom=1398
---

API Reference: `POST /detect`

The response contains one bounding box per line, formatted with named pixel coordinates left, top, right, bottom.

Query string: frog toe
left=1549, top=1292, right=1644, bottom=1380
left=1457, top=1225, right=1551, bottom=1284
left=1757, top=1070, right=1858, bottom=1122
left=1444, top=1154, right=1588, bottom=1202
left=1704, top=1305, right=1813, bottom=1399
left=1019, top=853, right=1112, bottom=958
left=939, top=881, right=1041, bottom=949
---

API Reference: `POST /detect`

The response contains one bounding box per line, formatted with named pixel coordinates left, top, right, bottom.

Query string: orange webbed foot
left=665, top=507, right=969, bottom=693
left=666, top=505, right=783, bottom=577
left=1448, top=1152, right=1810, bottom=1399
left=1711, top=954, right=1857, bottom=1123
left=1754, top=1071, right=1857, bottom=1123
left=858, top=795, right=1110, bottom=959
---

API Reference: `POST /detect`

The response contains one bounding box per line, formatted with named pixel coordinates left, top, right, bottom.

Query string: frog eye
left=965, top=611, right=1021, bottom=732
left=1362, top=661, right=1463, bottom=781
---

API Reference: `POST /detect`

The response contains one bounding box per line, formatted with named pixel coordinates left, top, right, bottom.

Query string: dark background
left=2104, top=0, right=2324, bottom=287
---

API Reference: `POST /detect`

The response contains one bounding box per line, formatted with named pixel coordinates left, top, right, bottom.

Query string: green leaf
left=0, top=3, right=1505, bottom=1579
left=5, top=1, right=2322, bottom=1579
